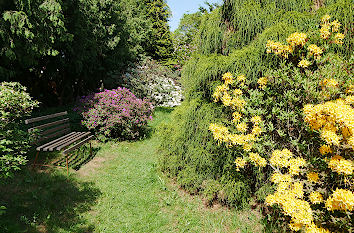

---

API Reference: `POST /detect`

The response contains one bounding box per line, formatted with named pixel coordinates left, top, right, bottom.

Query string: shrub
left=120, top=58, right=183, bottom=107
left=0, top=82, right=39, bottom=178
left=158, top=2, right=352, bottom=231
left=75, top=87, right=154, bottom=140
left=210, top=16, right=353, bottom=232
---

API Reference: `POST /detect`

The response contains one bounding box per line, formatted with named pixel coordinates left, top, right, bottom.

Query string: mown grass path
left=77, top=109, right=262, bottom=233
left=0, top=109, right=262, bottom=233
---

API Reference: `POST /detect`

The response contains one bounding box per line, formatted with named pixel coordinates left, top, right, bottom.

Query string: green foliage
left=142, top=0, right=174, bottom=60
left=0, top=82, right=39, bottom=178
left=0, top=0, right=175, bottom=106
left=158, top=0, right=353, bottom=213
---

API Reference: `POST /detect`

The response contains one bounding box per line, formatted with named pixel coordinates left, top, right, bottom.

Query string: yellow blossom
left=221, top=93, right=232, bottom=106
left=345, top=95, right=354, bottom=105
left=321, top=14, right=331, bottom=23
left=320, top=24, right=331, bottom=39
left=307, top=172, right=319, bottom=183
left=251, top=116, right=262, bottom=125
left=328, top=155, right=353, bottom=175
left=307, top=44, right=323, bottom=59
left=237, top=75, right=246, bottom=82
left=257, top=77, right=268, bottom=89
left=287, top=32, right=308, bottom=47
left=305, top=223, right=330, bottom=233
left=331, top=20, right=341, bottom=32
left=289, top=222, right=302, bottom=231
left=325, top=188, right=354, bottom=211
left=334, top=33, right=345, bottom=45
left=249, top=152, right=267, bottom=167
left=319, top=145, right=332, bottom=155
left=234, top=157, right=247, bottom=171
left=233, top=89, right=243, bottom=96
left=271, top=172, right=292, bottom=183
left=222, top=72, right=234, bottom=85
left=236, top=122, right=248, bottom=132
left=270, top=149, right=293, bottom=168
left=298, top=59, right=311, bottom=68
left=309, top=191, right=323, bottom=204
left=232, top=112, right=242, bottom=123
left=251, top=125, right=262, bottom=135
left=321, top=130, right=340, bottom=146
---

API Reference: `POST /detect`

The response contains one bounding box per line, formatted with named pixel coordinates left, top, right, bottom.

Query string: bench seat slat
left=56, top=132, right=91, bottom=151
left=36, top=132, right=77, bottom=151
left=41, top=124, right=71, bottom=136
left=28, top=118, right=70, bottom=132
left=63, top=136, right=94, bottom=155
left=25, top=111, right=68, bottom=124
left=36, top=128, right=71, bottom=145
left=43, top=132, right=85, bottom=152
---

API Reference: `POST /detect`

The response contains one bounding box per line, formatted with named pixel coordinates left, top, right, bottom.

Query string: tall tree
left=143, top=0, right=173, bottom=60
left=0, top=0, right=176, bottom=106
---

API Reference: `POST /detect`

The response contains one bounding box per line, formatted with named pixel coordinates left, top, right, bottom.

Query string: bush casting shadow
left=0, top=168, right=101, bottom=233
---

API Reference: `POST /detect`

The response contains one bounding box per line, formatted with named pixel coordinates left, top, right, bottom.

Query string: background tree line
left=0, top=0, right=173, bottom=106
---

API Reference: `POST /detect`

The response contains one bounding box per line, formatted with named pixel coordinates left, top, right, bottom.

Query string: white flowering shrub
left=122, top=58, right=183, bottom=107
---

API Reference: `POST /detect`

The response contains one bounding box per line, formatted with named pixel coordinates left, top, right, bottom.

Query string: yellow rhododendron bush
left=209, top=16, right=353, bottom=232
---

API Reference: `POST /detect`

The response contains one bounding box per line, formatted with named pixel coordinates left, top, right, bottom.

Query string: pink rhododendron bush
left=75, top=87, right=153, bottom=140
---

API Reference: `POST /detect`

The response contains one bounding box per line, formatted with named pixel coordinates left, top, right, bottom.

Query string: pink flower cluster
left=74, top=87, right=154, bottom=139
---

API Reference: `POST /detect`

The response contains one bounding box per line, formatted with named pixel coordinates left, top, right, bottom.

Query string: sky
left=167, top=0, right=221, bottom=31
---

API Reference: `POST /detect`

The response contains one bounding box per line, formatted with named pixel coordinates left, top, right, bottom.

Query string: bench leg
left=33, top=151, right=40, bottom=168
left=66, top=155, right=69, bottom=176
left=90, top=142, right=92, bottom=157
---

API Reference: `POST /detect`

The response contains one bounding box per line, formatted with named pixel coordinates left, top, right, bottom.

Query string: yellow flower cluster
left=303, top=99, right=354, bottom=149
left=305, top=223, right=330, bottom=233
left=328, top=155, right=353, bottom=175
left=234, top=157, right=247, bottom=171
left=249, top=152, right=267, bottom=167
left=232, top=111, right=242, bottom=123
left=298, top=59, right=311, bottom=68
left=269, top=149, right=307, bottom=175
left=307, top=44, right=323, bottom=60
left=286, top=32, right=308, bottom=47
left=309, top=191, right=323, bottom=204
left=212, top=84, right=228, bottom=102
left=266, top=40, right=292, bottom=58
left=319, top=144, right=332, bottom=155
left=307, top=172, right=319, bottom=183
left=345, top=95, right=354, bottom=105
left=257, top=77, right=267, bottom=89
left=266, top=149, right=330, bottom=232
left=320, top=15, right=344, bottom=44
left=210, top=73, right=265, bottom=152
left=334, top=33, right=345, bottom=45
left=266, top=176, right=314, bottom=227
left=222, top=72, right=234, bottom=85
left=331, top=20, right=341, bottom=32
left=325, top=188, right=354, bottom=211
left=346, top=85, right=354, bottom=94
left=320, top=23, right=331, bottom=39
left=320, top=78, right=338, bottom=88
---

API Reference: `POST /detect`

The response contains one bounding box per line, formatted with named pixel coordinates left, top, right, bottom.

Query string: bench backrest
left=25, top=111, right=71, bottom=143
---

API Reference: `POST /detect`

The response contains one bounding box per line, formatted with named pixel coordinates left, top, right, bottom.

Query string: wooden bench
left=25, top=111, right=94, bottom=174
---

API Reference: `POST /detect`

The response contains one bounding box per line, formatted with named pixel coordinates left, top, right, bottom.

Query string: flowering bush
left=75, top=87, right=154, bottom=140
left=121, top=58, right=183, bottom=107
left=209, top=16, right=353, bottom=232
left=0, top=82, right=39, bottom=178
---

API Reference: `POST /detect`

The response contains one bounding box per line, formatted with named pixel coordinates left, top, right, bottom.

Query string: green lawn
left=0, top=108, right=263, bottom=233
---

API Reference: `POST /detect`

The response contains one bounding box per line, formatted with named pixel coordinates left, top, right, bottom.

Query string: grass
left=0, top=107, right=263, bottom=233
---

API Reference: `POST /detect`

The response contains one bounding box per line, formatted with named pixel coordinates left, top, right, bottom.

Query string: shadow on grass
left=0, top=167, right=101, bottom=233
